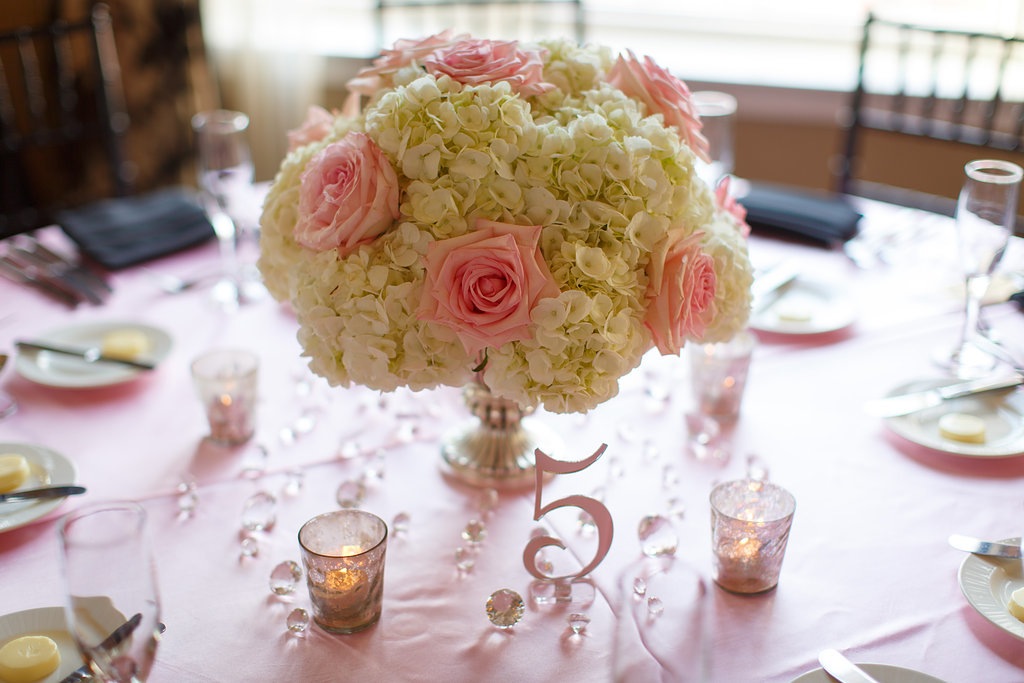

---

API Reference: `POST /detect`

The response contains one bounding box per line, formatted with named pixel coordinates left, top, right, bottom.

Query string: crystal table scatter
left=709, top=479, right=796, bottom=594
left=190, top=349, right=260, bottom=445
left=486, top=589, right=525, bottom=629
left=298, top=510, right=388, bottom=634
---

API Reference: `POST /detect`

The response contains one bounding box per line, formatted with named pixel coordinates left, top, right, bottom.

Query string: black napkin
left=56, top=187, right=215, bottom=270
left=739, top=181, right=862, bottom=245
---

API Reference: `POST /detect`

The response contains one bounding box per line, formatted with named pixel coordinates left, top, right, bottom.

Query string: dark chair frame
left=836, top=13, right=1024, bottom=217
left=0, top=2, right=130, bottom=238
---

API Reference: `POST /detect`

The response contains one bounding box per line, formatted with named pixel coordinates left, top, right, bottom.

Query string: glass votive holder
left=689, top=329, right=756, bottom=422
left=709, top=479, right=795, bottom=594
left=190, top=349, right=259, bottom=445
left=298, top=510, right=388, bottom=634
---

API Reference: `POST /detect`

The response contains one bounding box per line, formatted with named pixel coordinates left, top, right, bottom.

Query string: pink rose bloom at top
left=423, top=39, right=554, bottom=97
left=418, top=219, right=560, bottom=355
left=715, top=176, right=751, bottom=238
left=294, top=132, right=400, bottom=257
left=346, top=31, right=467, bottom=98
left=644, top=229, right=717, bottom=355
left=607, top=51, right=710, bottom=163
left=286, top=105, right=334, bottom=152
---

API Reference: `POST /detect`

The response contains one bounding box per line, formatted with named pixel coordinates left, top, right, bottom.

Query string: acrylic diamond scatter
left=638, top=514, right=678, bottom=557
left=567, top=613, right=590, bottom=635
left=392, top=512, right=411, bottom=535
left=647, top=596, right=664, bottom=617
left=454, top=547, right=475, bottom=573
left=286, top=608, right=309, bottom=633
left=241, top=491, right=277, bottom=532
left=477, top=488, right=499, bottom=516
left=632, top=576, right=647, bottom=597
left=269, top=560, right=303, bottom=595
left=239, top=535, right=259, bottom=558
left=462, top=519, right=487, bottom=544
left=486, top=589, right=525, bottom=629
left=335, top=480, right=366, bottom=509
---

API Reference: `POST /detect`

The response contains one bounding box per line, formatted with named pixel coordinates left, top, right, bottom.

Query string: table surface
left=1, top=199, right=1023, bottom=683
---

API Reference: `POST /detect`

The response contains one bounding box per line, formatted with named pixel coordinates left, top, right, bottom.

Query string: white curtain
left=198, top=0, right=328, bottom=182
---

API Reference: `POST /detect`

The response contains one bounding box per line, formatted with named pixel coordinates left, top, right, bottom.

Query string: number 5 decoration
left=523, top=444, right=613, bottom=581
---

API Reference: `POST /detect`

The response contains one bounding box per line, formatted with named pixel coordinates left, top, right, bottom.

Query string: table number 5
left=523, top=444, right=613, bottom=581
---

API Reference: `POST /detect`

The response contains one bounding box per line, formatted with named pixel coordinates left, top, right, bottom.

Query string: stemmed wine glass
left=191, top=109, right=257, bottom=310
left=947, top=158, right=1022, bottom=379
left=58, top=501, right=161, bottom=682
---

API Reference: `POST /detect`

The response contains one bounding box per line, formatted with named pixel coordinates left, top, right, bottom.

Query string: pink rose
left=286, top=106, right=334, bottom=152
left=418, top=219, right=560, bottom=355
left=346, top=31, right=468, bottom=98
left=294, top=132, right=400, bottom=257
left=644, top=230, right=717, bottom=355
left=715, top=176, right=751, bottom=238
left=607, top=51, right=709, bottom=162
left=423, top=39, right=554, bottom=97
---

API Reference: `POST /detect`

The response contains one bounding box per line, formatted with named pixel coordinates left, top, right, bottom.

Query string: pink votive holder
left=709, top=479, right=795, bottom=594
left=190, top=349, right=259, bottom=445
left=689, top=329, right=756, bottom=422
left=299, top=510, right=388, bottom=634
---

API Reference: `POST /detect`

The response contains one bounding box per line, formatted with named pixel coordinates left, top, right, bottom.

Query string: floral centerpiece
left=259, top=33, right=753, bottom=415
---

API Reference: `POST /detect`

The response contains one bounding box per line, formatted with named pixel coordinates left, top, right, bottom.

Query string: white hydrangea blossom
left=259, top=38, right=752, bottom=413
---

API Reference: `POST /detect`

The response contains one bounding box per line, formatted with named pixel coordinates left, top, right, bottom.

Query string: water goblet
left=946, top=159, right=1022, bottom=378
left=58, top=501, right=161, bottom=682
left=191, top=109, right=256, bottom=310
left=0, top=353, right=16, bottom=419
left=692, top=90, right=737, bottom=189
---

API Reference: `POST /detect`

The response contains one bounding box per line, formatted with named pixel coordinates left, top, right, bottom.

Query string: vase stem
left=441, top=381, right=561, bottom=489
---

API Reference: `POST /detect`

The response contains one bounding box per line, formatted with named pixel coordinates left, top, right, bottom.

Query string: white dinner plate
left=958, top=539, right=1024, bottom=640
left=883, top=379, right=1024, bottom=457
left=749, top=278, right=856, bottom=335
left=0, top=442, right=76, bottom=532
left=15, top=321, right=172, bottom=388
left=791, top=663, right=947, bottom=682
left=0, top=598, right=125, bottom=682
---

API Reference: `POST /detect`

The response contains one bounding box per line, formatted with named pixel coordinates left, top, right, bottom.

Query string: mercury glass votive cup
left=689, top=329, right=756, bottom=422
left=190, top=349, right=259, bottom=445
left=299, top=510, right=388, bottom=634
left=709, top=479, right=795, bottom=594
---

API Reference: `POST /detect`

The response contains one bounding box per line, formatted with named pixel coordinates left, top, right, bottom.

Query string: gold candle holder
left=299, top=510, right=388, bottom=634
left=709, top=479, right=795, bottom=594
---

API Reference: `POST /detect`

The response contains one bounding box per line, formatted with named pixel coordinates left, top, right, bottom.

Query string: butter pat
left=937, top=413, right=986, bottom=444
left=1010, top=587, right=1024, bottom=622
left=0, top=635, right=61, bottom=682
left=100, top=329, right=150, bottom=360
left=0, top=454, right=30, bottom=493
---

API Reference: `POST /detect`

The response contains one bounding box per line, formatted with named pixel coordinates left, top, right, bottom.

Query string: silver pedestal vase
left=441, top=379, right=562, bottom=489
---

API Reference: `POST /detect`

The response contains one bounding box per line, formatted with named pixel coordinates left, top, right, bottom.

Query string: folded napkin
left=739, top=181, right=862, bottom=245
left=57, top=187, right=215, bottom=270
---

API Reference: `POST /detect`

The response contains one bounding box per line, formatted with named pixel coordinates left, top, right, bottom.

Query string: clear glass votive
left=299, top=510, right=388, bottom=634
left=689, top=329, right=756, bottom=422
left=190, top=349, right=259, bottom=445
left=709, top=479, right=795, bottom=594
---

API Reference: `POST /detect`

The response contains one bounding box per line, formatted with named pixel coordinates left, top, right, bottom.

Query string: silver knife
left=818, top=649, right=882, bottom=683
left=15, top=340, right=156, bottom=371
left=948, top=533, right=1022, bottom=559
left=22, top=238, right=112, bottom=294
left=8, top=246, right=106, bottom=305
left=751, top=263, right=798, bottom=314
left=0, top=485, right=86, bottom=503
left=0, top=257, right=80, bottom=308
left=864, top=374, right=1024, bottom=417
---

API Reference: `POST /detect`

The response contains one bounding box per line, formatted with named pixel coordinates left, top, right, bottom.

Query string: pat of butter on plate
left=0, top=454, right=30, bottom=493
left=100, top=330, right=151, bottom=361
left=0, top=634, right=61, bottom=683
left=937, top=413, right=986, bottom=444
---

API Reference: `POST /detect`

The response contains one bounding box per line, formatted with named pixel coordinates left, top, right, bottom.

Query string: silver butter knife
left=818, top=649, right=882, bottom=683
left=15, top=340, right=156, bottom=371
left=0, top=485, right=86, bottom=503
left=864, top=374, right=1023, bottom=417
left=948, top=533, right=1022, bottom=559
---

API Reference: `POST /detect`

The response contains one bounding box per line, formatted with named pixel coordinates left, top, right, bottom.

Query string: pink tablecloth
left=1, top=201, right=1023, bottom=682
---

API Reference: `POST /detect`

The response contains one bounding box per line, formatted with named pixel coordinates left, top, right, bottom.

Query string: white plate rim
left=882, top=379, right=1024, bottom=457
left=791, top=663, right=948, bottom=683
left=749, top=278, right=856, bottom=335
left=15, top=321, right=172, bottom=388
left=0, top=599, right=125, bottom=681
left=0, top=442, right=76, bottom=532
left=957, top=538, right=1024, bottom=640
